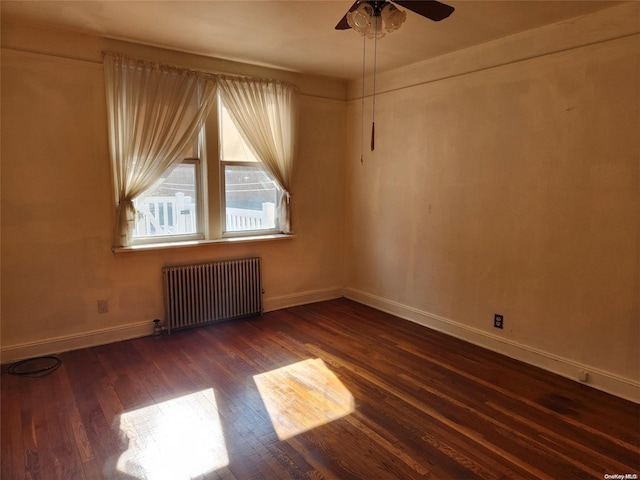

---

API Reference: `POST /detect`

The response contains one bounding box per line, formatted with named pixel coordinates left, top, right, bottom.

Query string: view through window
left=133, top=161, right=198, bottom=238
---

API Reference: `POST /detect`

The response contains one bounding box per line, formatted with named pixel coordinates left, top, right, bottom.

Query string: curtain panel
left=103, top=53, right=218, bottom=247
left=218, top=77, right=298, bottom=234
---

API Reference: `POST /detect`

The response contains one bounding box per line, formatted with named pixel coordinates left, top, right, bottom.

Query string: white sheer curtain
left=103, top=53, right=218, bottom=247
left=218, top=77, right=298, bottom=233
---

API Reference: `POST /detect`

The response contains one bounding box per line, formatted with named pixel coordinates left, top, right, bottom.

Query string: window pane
left=133, top=163, right=198, bottom=237
left=225, top=165, right=278, bottom=232
left=219, top=102, right=259, bottom=163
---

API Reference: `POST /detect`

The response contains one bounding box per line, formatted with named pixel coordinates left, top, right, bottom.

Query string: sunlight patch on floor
left=254, top=358, right=354, bottom=440
left=115, top=388, right=228, bottom=479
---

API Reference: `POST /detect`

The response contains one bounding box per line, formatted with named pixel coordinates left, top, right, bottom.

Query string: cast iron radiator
left=162, top=257, right=262, bottom=333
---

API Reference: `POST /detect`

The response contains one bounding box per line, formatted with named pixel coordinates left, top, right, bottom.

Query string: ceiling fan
left=335, top=0, right=455, bottom=35
left=336, top=1, right=454, bottom=159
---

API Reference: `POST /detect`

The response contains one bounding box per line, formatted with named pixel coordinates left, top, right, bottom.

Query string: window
left=131, top=133, right=203, bottom=243
left=132, top=160, right=200, bottom=239
left=219, top=98, right=282, bottom=234
left=130, top=93, right=281, bottom=244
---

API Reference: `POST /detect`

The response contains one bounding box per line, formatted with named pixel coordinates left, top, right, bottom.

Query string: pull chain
left=371, top=16, right=378, bottom=152
left=360, top=32, right=366, bottom=165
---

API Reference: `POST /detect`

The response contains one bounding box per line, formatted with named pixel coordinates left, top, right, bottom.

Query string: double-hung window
left=219, top=97, right=282, bottom=235
left=130, top=93, right=282, bottom=244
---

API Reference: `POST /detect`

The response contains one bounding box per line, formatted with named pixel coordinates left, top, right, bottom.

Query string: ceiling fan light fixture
left=347, top=3, right=373, bottom=31
left=381, top=3, right=406, bottom=33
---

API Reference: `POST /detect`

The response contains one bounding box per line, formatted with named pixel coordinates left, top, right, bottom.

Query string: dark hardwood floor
left=2, top=298, right=639, bottom=479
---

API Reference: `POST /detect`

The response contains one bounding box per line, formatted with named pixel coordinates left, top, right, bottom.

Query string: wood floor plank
left=1, top=374, right=26, bottom=480
left=20, top=372, right=49, bottom=480
left=1, top=299, right=638, bottom=479
left=39, top=367, right=84, bottom=480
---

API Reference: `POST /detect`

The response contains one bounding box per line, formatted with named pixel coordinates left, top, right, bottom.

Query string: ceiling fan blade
left=392, top=0, right=454, bottom=22
left=335, top=0, right=361, bottom=30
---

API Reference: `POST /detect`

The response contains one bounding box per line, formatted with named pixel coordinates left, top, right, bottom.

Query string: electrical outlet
left=494, top=314, right=503, bottom=329
left=97, top=299, right=109, bottom=314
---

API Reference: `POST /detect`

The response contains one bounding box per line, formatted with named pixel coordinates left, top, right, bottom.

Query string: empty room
left=1, top=1, right=638, bottom=478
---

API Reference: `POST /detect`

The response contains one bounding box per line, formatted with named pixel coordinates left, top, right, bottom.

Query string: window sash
left=221, top=161, right=282, bottom=236
left=131, top=157, right=204, bottom=244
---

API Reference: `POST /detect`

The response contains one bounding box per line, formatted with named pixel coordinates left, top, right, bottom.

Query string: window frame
left=219, top=160, right=282, bottom=237
left=217, top=94, right=283, bottom=238
left=130, top=156, right=205, bottom=246
left=128, top=93, right=285, bottom=247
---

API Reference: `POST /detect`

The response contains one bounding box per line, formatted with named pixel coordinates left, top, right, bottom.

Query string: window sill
left=112, top=233, right=295, bottom=255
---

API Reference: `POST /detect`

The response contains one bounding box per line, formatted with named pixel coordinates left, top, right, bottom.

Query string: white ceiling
left=1, top=0, right=621, bottom=80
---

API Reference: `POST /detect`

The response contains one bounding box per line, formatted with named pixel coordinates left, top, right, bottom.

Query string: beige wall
left=1, top=23, right=347, bottom=359
left=345, top=3, right=639, bottom=401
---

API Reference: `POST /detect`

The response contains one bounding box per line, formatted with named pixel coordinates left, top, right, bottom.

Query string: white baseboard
left=0, top=288, right=345, bottom=365
left=1, top=321, right=153, bottom=365
left=263, top=287, right=344, bottom=312
left=344, top=288, right=639, bottom=403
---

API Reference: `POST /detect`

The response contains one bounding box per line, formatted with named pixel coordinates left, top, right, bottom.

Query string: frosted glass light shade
left=347, top=3, right=374, bottom=31
left=381, top=3, right=406, bottom=32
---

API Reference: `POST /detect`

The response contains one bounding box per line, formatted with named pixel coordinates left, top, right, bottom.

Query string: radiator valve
left=153, top=319, right=162, bottom=338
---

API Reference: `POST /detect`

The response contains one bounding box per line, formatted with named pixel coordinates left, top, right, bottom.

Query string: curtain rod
left=102, top=50, right=299, bottom=91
